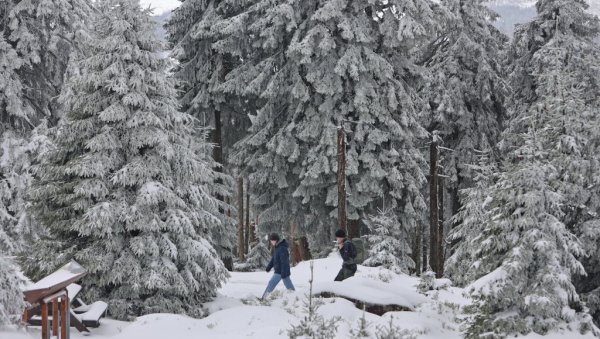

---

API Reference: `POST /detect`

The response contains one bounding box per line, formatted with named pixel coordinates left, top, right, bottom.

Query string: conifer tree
left=1, top=0, right=90, bottom=321
left=165, top=0, right=244, bottom=266
left=451, top=0, right=600, bottom=335
left=363, top=208, right=413, bottom=274
left=0, top=0, right=91, bottom=252
left=216, top=0, right=436, bottom=251
left=420, top=0, right=508, bottom=221
left=0, top=256, right=24, bottom=325
left=23, top=0, right=228, bottom=319
left=245, top=240, right=271, bottom=271
left=507, top=0, right=600, bottom=330
left=445, top=151, right=497, bottom=287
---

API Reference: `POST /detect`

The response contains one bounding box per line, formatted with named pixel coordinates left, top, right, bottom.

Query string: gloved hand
left=266, top=268, right=271, bottom=273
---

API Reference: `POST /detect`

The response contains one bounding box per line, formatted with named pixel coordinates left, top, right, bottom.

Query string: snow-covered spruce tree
left=463, top=116, right=591, bottom=337
left=216, top=0, right=436, bottom=252
left=165, top=0, right=243, bottom=266
left=449, top=1, right=600, bottom=335
left=445, top=151, right=497, bottom=287
left=0, top=0, right=91, bottom=254
left=363, top=208, right=413, bottom=274
left=505, top=0, right=600, bottom=331
left=0, top=176, right=25, bottom=325
left=419, top=0, right=508, bottom=218
left=244, top=240, right=271, bottom=271
left=1, top=1, right=89, bottom=322
left=23, top=0, right=228, bottom=320
left=0, top=256, right=24, bottom=326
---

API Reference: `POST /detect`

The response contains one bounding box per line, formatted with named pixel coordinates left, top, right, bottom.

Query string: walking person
left=334, top=229, right=357, bottom=281
left=261, top=233, right=295, bottom=299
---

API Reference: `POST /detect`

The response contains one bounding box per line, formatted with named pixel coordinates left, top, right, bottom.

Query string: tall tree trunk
left=245, top=180, right=250, bottom=254
left=212, top=108, right=233, bottom=270
left=337, top=126, right=346, bottom=232
left=237, top=176, right=245, bottom=261
left=413, top=226, right=422, bottom=275
left=429, top=141, right=439, bottom=273
left=289, top=218, right=299, bottom=265
left=249, top=220, right=256, bottom=244
left=212, top=110, right=224, bottom=187
left=422, top=222, right=427, bottom=273
left=437, top=174, right=444, bottom=278
left=348, top=219, right=360, bottom=240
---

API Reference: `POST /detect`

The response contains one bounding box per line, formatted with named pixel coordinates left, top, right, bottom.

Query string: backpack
left=350, top=238, right=365, bottom=264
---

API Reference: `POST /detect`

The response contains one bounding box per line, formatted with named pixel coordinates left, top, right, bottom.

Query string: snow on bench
left=73, top=301, right=108, bottom=327
left=30, top=301, right=108, bottom=329
left=311, top=277, right=429, bottom=315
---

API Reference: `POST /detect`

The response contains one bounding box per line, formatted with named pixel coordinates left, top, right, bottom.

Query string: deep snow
left=1, top=255, right=596, bottom=339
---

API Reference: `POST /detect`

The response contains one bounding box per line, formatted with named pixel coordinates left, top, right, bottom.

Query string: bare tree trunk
left=212, top=108, right=233, bottom=270
left=429, top=141, right=439, bottom=274
left=437, top=174, right=444, bottom=278
left=422, top=222, right=427, bottom=273
left=348, top=219, right=360, bottom=240
left=413, top=227, right=422, bottom=275
left=245, top=181, right=250, bottom=254
left=289, top=218, right=299, bottom=265
left=249, top=222, right=256, bottom=244
left=337, top=126, right=346, bottom=232
left=237, top=176, right=245, bottom=261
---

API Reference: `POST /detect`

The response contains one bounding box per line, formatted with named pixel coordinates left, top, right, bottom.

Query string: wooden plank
left=52, top=300, right=59, bottom=336
left=21, top=308, right=29, bottom=324
left=61, top=296, right=70, bottom=339
left=41, top=303, right=48, bottom=339
left=69, top=310, right=89, bottom=333
left=23, top=261, right=87, bottom=304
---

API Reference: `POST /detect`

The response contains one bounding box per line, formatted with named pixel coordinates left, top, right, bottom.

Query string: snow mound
left=312, top=277, right=428, bottom=310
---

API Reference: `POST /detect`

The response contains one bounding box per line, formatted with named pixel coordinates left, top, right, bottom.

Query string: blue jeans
left=262, top=273, right=295, bottom=298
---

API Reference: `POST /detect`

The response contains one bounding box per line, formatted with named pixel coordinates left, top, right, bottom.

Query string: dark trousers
left=334, top=264, right=357, bottom=281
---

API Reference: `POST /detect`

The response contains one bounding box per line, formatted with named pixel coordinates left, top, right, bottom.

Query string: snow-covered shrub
left=418, top=270, right=436, bottom=293
left=364, top=208, right=413, bottom=274
left=0, top=256, right=25, bottom=325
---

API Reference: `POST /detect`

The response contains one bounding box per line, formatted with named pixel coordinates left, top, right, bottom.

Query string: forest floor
left=1, top=254, right=596, bottom=339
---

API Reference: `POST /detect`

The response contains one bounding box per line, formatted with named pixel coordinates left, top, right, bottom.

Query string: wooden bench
left=25, top=283, right=108, bottom=330
left=22, top=261, right=108, bottom=338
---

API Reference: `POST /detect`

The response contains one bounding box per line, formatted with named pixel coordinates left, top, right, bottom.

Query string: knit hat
left=335, top=229, right=346, bottom=238
left=269, top=233, right=280, bottom=241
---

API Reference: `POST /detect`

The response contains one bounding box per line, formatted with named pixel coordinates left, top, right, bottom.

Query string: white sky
left=139, top=0, right=180, bottom=15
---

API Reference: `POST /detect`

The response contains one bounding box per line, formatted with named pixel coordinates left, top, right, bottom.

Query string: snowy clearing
left=1, top=256, right=596, bottom=339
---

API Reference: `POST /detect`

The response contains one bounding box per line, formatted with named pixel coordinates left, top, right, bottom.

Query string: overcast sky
left=139, top=0, right=180, bottom=15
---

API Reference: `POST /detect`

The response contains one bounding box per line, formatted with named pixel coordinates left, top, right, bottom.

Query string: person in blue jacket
left=261, top=233, right=295, bottom=299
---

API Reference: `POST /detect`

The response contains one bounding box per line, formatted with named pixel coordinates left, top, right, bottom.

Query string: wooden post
left=237, top=176, right=245, bottom=261
left=429, top=141, right=439, bottom=274
left=41, top=303, right=49, bottom=339
left=245, top=181, right=250, bottom=254
left=337, top=126, right=346, bottom=232
left=60, top=295, right=70, bottom=339
left=52, top=299, right=59, bottom=336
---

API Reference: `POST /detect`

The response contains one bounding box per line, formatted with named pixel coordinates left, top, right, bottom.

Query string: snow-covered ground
left=1, top=255, right=596, bottom=339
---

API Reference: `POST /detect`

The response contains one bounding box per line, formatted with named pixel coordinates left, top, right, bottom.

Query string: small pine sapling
left=288, top=261, right=340, bottom=339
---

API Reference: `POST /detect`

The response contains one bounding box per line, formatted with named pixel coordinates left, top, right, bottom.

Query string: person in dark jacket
left=261, top=233, right=295, bottom=299
left=334, top=229, right=357, bottom=281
